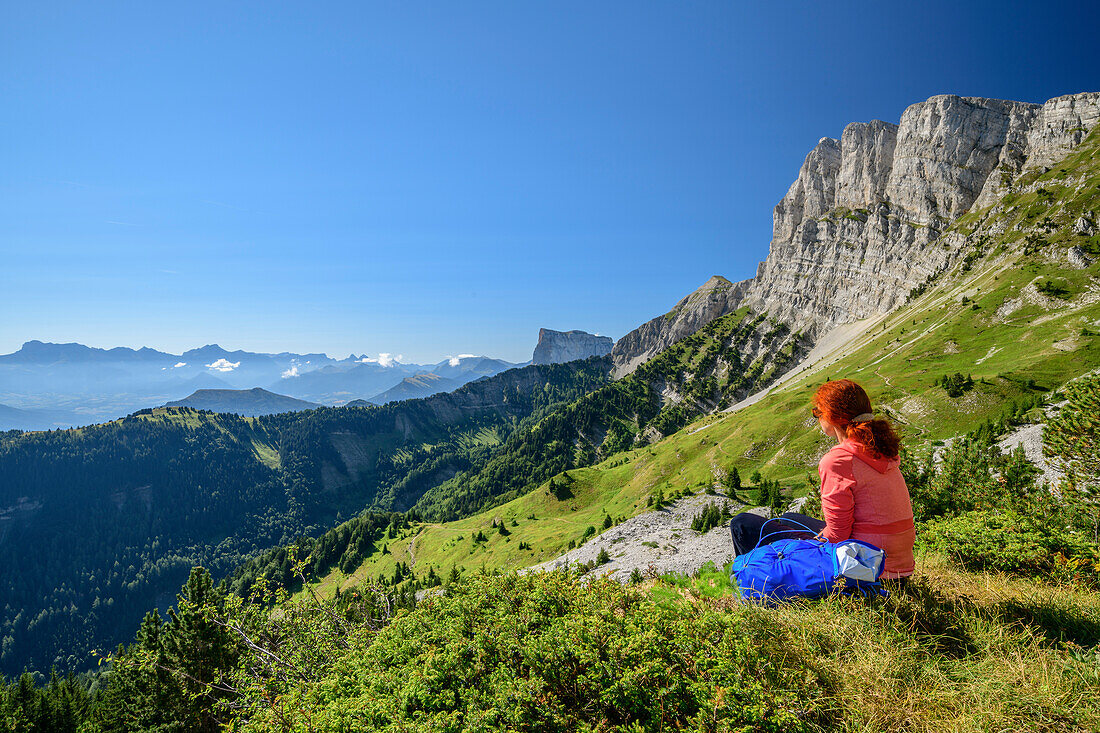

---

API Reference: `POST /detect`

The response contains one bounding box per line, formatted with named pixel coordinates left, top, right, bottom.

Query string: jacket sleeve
left=819, top=452, right=856, bottom=542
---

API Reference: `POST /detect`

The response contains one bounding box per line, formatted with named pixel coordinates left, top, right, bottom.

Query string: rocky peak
left=610, top=276, right=749, bottom=377
left=531, top=329, right=613, bottom=366
left=612, top=92, right=1100, bottom=376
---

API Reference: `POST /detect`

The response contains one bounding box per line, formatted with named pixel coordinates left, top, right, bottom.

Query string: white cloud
left=448, top=353, right=477, bottom=367
left=206, top=358, right=240, bottom=372
left=173, top=361, right=187, bottom=368
left=358, top=353, right=402, bottom=368
left=281, top=365, right=300, bottom=379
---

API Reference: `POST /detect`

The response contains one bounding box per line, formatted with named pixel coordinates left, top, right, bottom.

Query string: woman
left=729, top=378, right=916, bottom=582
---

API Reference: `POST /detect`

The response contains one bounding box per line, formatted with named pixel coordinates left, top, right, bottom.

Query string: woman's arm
left=818, top=453, right=856, bottom=542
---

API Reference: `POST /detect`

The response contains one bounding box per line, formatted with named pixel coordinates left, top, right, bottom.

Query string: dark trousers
left=729, top=512, right=826, bottom=556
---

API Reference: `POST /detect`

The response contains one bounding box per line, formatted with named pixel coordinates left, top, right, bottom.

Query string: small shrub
left=935, top=372, right=974, bottom=398
left=691, top=502, right=733, bottom=534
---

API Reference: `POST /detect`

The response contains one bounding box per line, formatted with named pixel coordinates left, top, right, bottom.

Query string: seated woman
left=729, top=378, right=916, bottom=582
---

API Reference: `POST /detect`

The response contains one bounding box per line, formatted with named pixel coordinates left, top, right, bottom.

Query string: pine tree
left=725, top=466, right=742, bottom=496
left=1045, top=375, right=1100, bottom=540
left=92, top=568, right=235, bottom=733
left=753, top=480, right=768, bottom=506
left=768, top=481, right=784, bottom=510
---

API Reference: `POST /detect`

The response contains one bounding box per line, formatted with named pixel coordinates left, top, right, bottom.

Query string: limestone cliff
left=742, top=92, right=1100, bottom=336
left=532, top=329, right=613, bottom=365
left=612, top=92, right=1100, bottom=375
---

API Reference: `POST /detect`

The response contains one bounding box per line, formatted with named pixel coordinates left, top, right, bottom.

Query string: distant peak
left=699, top=275, right=732, bottom=289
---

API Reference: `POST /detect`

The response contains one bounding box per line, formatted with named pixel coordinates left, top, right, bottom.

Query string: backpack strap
left=752, top=517, right=824, bottom=551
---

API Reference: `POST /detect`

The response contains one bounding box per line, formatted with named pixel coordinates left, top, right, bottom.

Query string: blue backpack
left=730, top=518, right=888, bottom=601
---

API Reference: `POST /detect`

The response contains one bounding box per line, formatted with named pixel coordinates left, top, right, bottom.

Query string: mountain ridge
left=612, top=91, right=1100, bottom=376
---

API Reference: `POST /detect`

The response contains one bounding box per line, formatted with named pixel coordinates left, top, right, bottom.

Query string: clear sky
left=2, top=1, right=1098, bottom=363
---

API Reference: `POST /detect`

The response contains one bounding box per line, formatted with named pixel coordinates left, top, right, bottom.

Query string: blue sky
left=2, top=1, right=1097, bottom=363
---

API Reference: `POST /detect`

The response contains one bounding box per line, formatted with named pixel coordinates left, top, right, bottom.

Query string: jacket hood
left=837, top=439, right=898, bottom=473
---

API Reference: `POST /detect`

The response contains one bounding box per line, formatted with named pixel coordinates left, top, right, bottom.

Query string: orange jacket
left=818, top=439, right=916, bottom=578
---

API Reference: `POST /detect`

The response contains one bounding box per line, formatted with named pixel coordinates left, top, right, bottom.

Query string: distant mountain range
left=0, top=331, right=614, bottom=428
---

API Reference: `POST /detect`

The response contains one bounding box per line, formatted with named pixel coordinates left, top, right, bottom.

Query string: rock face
left=743, top=92, right=1100, bottom=338
left=532, top=329, right=613, bottom=365
left=611, top=276, right=749, bottom=377
left=612, top=92, right=1100, bottom=376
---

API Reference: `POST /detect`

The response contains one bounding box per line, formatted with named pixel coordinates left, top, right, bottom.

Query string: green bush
left=935, top=372, right=974, bottom=398
left=919, top=510, right=1096, bottom=578
left=229, top=572, right=826, bottom=731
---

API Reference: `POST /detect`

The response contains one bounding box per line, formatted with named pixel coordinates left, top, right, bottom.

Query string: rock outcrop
left=532, top=329, right=613, bottom=365
left=613, top=92, right=1100, bottom=376
left=610, top=276, right=749, bottom=377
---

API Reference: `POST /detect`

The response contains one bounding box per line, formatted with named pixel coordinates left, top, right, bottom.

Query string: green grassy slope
left=315, top=128, right=1100, bottom=590
left=405, top=306, right=810, bottom=521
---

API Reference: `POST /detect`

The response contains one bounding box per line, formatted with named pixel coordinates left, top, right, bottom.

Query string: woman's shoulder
left=818, top=443, right=856, bottom=474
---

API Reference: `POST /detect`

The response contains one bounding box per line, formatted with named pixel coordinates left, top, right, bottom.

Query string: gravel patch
left=526, top=492, right=748, bottom=582
left=997, top=420, right=1066, bottom=488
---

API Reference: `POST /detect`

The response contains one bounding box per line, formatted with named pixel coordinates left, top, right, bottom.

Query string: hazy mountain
left=273, top=362, right=421, bottom=404
left=366, top=373, right=462, bottom=404
left=165, top=387, right=322, bottom=416
left=0, top=340, right=176, bottom=365
left=0, top=342, right=486, bottom=422
left=429, top=356, right=518, bottom=380
left=0, top=403, right=79, bottom=432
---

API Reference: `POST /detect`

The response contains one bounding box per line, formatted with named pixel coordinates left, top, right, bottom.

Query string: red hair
left=813, top=379, right=900, bottom=459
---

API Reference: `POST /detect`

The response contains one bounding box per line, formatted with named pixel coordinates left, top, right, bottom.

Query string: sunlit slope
left=321, top=128, right=1100, bottom=588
